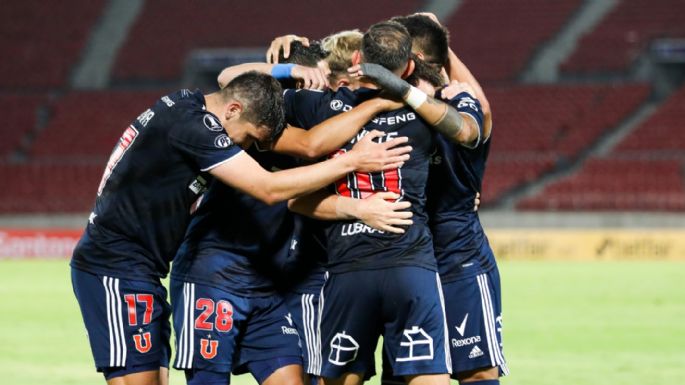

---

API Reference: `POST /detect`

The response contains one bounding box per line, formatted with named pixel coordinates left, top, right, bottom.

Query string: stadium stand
left=30, top=91, right=164, bottom=160
left=1, top=1, right=682, bottom=213
left=444, top=0, right=582, bottom=82
left=0, top=163, right=102, bottom=213
left=518, top=83, right=685, bottom=211
left=561, top=0, right=685, bottom=74
left=479, top=83, right=650, bottom=205
left=0, top=0, right=105, bottom=88
left=613, top=84, right=685, bottom=156
left=486, top=84, right=650, bottom=158
left=517, top=158, right=685, bottom=211
left=112, top=0, right=421, bottom=82
left=0, top=94, right=46, bottom=159
left=482, top=157, right=556, bottom=204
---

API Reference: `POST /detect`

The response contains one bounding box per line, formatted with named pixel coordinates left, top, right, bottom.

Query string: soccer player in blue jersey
left=70, top=71, right=411, bottom=385
left=286, top=21, right=483, bottom=385
left=376, top=13, right=507, bottom=385
left=170, top=43, right=413, bottom=385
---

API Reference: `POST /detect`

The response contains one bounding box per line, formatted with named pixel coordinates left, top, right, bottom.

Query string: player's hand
left=357, top=192, right=413, bottom=234
left=291, top=64, right=329, bottom=90
left=266, top=34, right=310, bottom=64
left=348, top=64, right=411, bottom=99
left=349, top=130, right=411, bottom=173
left=474, top=192, right=481, bottom=211
left=441, top=80, right=476, bottom=100
left=373, top=95, right=404, bottom=112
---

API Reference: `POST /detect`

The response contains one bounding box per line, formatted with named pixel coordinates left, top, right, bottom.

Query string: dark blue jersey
left=426, top=92, right=496, bottom=282
left=171, top=145, right=296, bottom=296
left=284, top=87, right=436, bottom=273
left=71, top=90, right=242, bottom=282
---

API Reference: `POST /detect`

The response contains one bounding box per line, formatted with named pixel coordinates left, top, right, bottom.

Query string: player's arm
left=444, top=49, right=492, bottom=136
left=272, top=97, right=403, bottom=159
left=349, top=63, right=480, bottom=146
left=217, top=63, right=327, bottom=90
left=288, top=191, right=413, bottom=234
left=209, top=131, right=410, bottom=205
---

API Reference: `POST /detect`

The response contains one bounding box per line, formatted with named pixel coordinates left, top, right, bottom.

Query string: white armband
left=404, top=86, right=428, bottom=109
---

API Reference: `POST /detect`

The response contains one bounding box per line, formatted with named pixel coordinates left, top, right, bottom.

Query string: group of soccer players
left=71, top=12, right=507, bottom=385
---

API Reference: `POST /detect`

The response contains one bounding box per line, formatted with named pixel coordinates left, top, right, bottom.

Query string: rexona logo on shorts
left=281, top=313, right=298, bottom=335
left=328, top=332, right=359, bottom=365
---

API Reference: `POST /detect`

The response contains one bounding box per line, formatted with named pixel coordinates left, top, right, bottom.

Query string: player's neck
left=203, top=93, right=224, bottom=117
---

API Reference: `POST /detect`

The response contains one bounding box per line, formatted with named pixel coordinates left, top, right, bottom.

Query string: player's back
left=71, top=89, right=241, bottom=282
left=426, top=92, right=495, bottom=281
left=171, top=146, right=303, bottom=296
left=285, top=87, right=435, bottom=273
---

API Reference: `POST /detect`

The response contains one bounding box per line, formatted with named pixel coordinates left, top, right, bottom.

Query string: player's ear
left=351, top=50, right=362, bottom=66
left=224, top=101, right=243, bottom=120
left=401, top=58, right=415, bottom=79
left=416, top=52, right=425, bottom=61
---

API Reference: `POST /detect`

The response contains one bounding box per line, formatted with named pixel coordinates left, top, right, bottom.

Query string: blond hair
left=321, top=30, right=363, bottom=81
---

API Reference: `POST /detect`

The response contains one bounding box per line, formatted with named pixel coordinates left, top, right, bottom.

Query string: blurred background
left=0, top=1, right=683, bottom=384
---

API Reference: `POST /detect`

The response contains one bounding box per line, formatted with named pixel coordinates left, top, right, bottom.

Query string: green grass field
left=1, top=259, right=683, bottom=385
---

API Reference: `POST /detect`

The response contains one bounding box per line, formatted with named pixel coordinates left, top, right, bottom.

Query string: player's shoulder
left=160, top=89, right=223, bottom=129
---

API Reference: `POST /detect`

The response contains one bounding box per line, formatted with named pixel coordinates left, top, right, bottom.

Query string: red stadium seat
left=0, top=162, right=102, bottom=212
left=29, top=91, right=165, bottom=160
left=517, top=158, right=685, bottom=211
left=0, top=94, right=46, bottom=159
left=561, top=0, right=685, bottom=73
left=614, top=85, right=685, bottom=155
left=445, top=0, right=582, bottom=82
left=112, top=0, right=421, bottom=82
left=0, top=0, right=105, bottom=88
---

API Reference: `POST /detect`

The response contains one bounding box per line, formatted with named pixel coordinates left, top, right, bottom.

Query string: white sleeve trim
left=200, top=149, right=245, bottom=172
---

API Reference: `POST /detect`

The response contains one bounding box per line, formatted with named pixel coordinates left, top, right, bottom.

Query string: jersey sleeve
left=448, top=92, right=484, bottom=149
left=283, top=88, right=329, bottom=129
left=168, top=112, right=243, bottom=171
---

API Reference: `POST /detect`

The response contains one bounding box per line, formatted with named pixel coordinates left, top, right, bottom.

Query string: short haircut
left=321, top=30, right=363, bottom=79
left=406, top=55, right=444, bottom=88
left=391, top=14, right=449, bottom=68
left=222, top=71, right=286, bottom=139
left=278, top=41, right=327, bottom=67
left=361, top=21, right=412, bottom=72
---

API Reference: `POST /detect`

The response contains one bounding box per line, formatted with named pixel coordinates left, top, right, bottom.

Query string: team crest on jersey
left=396, top=326, right=434, bottom=361
left=328, top=332, right=359, bottom=366
left=214, top=134, right=232, bottom=148
left=133, top=332, right=152, bottom=353
left=203, top=114, right=223, bottom=131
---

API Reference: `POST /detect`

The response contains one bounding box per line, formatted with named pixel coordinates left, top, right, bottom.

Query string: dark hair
left=222, top=71, right=286, bottom=139
left=279, top=41, right=328, bottom=67
left=406, top=54, right=444, bottom=88
left=361, top=21, right=412, bottom=72
left=391, top=14, right=449, bottom=68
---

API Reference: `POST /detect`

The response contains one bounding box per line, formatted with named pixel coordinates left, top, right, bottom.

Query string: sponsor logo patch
left=468, top=345, right=484, bottom=359
left=214, top=134, right=232, bottom=148
left=330, top=99, right=344, bottom=111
